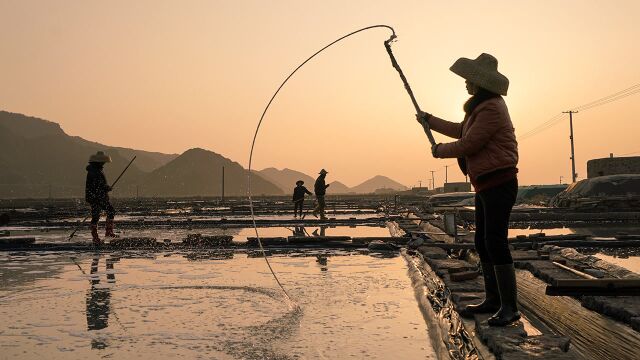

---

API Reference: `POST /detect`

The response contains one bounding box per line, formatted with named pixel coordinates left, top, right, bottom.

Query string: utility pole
left=221, top=166, right=225, bottom=203
left=418, top=180, right=422, bottom=188
left=444, top=165, right=449, bottom=184
left=430, top=170, right=435, bottom=190
left=563, top=110, right=578, bottom=183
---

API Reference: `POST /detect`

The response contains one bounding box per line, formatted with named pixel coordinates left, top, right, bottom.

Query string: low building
left=443, top=182, right=472, bottom=193
left=587, top=155, right=640, bottom=178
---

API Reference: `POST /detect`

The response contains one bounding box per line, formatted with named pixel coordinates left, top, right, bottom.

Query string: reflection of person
left=312, top=169, right=330, bottom=220
left=85, top=151, right=117, bottom=245
left=86, top=256, right=116, bottom=348
left=292, top=180, right=312, bottom=218
left=292, top=226, right=306, bottom=237
left=417, top=54, right=519, bottom=327
left=311, top=225, right=327, bottom=237
left=316, top=255, right=328, bottom=271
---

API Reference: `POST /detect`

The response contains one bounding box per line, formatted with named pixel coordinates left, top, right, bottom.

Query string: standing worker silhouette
left=312, top=169, right=330, bottom=220
left=417, top=53, right=520, bottom=326
left=292, top=180, right=313, bottom=218
left=85, top=151, right=117, bottom=245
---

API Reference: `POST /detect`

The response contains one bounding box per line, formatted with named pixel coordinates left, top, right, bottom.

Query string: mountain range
left=0, top=110, right=407, bottom=198
left=256, top=169, right=407, bottom=194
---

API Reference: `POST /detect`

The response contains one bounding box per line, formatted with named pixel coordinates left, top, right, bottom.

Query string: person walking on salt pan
left=85, top=151, right=117, bottom=245
left=292, top=180, right=313, bottom=218
left=312, top=169, right=330, bottom=220
left=417, top=53, right=520, bottom=326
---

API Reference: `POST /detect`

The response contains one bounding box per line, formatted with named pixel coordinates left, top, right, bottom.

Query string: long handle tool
left=384, top=35, right=437, bottom=146
left=67, top=156, right=137, bottom=241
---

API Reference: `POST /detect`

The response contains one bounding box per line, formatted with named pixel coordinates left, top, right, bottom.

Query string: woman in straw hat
left=85, top=151, right=117, bottom=245
left=418, top=53, right=520, bottom=326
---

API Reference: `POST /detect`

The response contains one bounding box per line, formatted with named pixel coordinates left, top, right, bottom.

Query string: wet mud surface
left=0, top=252, right=435, bottom=359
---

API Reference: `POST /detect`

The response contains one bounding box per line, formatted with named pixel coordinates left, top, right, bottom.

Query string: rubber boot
left=105, top=219, right=118, bottom=238
left=91, top=224, right=103, bottom=246
left=488, top=263, right=521, bottom=326
left=459, top=262, right=500, bottom=318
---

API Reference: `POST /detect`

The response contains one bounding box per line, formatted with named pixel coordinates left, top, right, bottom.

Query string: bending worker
left=85, top=151, right=117, bottom=245
left=292, top=180, right=313, bottom=218
left=312, top=169, right=330, bottom=220
left=418, top=53, right=519, bottom=326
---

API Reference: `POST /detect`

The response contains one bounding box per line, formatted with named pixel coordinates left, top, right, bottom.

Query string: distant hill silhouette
left=350, top=175, right=407, bottom=194
left=141, top=148, right=283, bottom=197
left=255, top=168, right=407, bottom=195
left=0, top=111, right=237, bottom=198
left=0, top=111, right=177, bottom=176
left=327, top=181, right=352, bottom=194
left=0, top=110, right=407, bottom=198
left=0, top=112, right=148, bottom=198
left=257, top=168, right=316, bottom=193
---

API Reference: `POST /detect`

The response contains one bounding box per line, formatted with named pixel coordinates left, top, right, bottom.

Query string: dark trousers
left=294, top=199, right=304, bottom=217
left=90, top=200, right=115, bottom=225
left=474, top=178, right=517, bottom=265
left=314, top=196, right=326, bottom=217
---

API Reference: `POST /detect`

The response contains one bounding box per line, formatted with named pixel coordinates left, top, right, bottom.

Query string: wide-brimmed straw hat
left=319, top=169, right=328, bottom=175
left=89, top=151, right=112, bottom=163
left=450, top=53, right=509, bottom=96
left=296, top=180, right=304, bottom=186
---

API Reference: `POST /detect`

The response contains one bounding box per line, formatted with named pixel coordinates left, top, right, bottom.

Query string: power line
left=571, top=84, right=640, bottom=112
left=574, top=88, right=640, bottom=112
left=518, top=82, right=640, bottom=141
left=519, top=113, right=565, bottom=140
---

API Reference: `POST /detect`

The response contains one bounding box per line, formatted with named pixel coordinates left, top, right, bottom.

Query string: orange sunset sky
left=1, top=0, right=639, bottom=188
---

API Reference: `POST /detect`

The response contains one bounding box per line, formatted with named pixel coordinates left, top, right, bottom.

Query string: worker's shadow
left=86, top=256, right=118, bottom=349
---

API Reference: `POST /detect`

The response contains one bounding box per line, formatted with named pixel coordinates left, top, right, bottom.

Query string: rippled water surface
left=0, top=252, right=434, bottom=359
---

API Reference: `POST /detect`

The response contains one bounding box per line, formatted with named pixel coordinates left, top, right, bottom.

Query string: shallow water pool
left=0, top=252, right=435, bottom=359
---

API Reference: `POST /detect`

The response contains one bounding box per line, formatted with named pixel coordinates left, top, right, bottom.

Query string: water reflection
left=316, top=255, right=328, bottom=271
left=85, top=256, right=117, bottom=349
left=579, top=247, right=640, bottom=274
left=1, top=252, right=433, bottom=359
left=311, top=225, right=327, bottom=237
left=291, top=226, right=306, bottom=237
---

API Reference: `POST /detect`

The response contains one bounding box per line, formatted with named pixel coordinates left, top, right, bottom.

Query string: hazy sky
left=2, top=1, right=639, bottom=187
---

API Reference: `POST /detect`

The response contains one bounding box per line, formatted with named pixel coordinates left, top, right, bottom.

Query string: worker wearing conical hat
left=292, top=180, right=312, bottom=219
left=417, top=53, right=520, bottom=327
left=85, top=151, right=117, bottom=245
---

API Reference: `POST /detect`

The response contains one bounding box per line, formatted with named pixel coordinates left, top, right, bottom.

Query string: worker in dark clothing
left=292, top=180, right=313, bottom=218
left=312, top=169, right=330, bottom=220
left=85, top=151, right=116, bottom=245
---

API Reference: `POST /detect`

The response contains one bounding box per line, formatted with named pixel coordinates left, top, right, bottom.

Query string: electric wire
left=247, top=25, right=396, bottom=308
left=571, top=83, right=640, bottom=112
left=518, top=82, right=640, bottom=141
